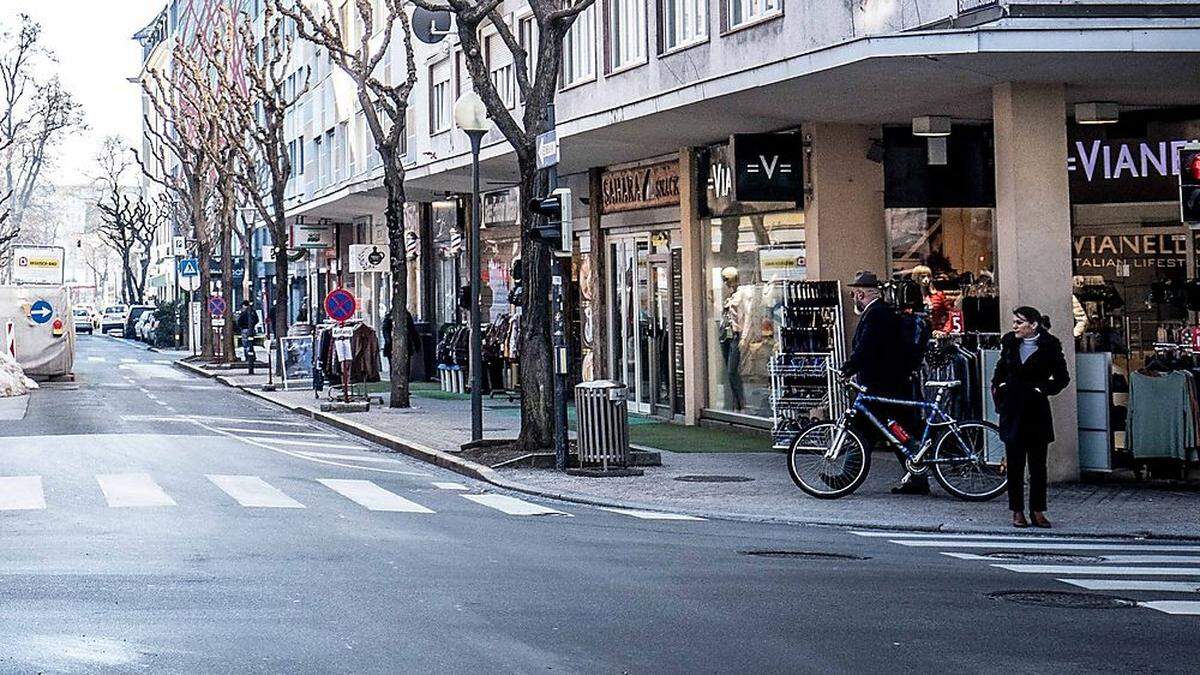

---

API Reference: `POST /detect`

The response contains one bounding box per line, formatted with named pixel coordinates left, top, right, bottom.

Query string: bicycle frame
left=827, top=384, right=968, bottom=470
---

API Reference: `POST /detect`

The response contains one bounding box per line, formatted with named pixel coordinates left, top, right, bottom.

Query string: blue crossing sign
left=178, top=258, right=200, bottom=277
left=29, top=299, right=53, bottom=324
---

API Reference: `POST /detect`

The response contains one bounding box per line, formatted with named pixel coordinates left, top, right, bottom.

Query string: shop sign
left=600, top=161, right=680, bottom=214
left=10, top=246, right=64, bottom=285
left=349, top=244, right=390, bottom=273
left=1072, top=232, right=1191, bottom=282
left=483, top=188, right=520, bottom=225
left=290, top=220, right=335, bottom=249
left=702, top=135, right=804, bottom=217
left=758, top=246, right=807, bottom=281
left=1068, top=119, right=1200, bottom=205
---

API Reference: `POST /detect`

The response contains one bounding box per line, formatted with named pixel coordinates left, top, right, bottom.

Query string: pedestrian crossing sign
left=178, top=258, right=200, bottom=277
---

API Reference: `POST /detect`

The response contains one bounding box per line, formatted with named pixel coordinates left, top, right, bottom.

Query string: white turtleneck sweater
left=1019, top=336, right=1039, bottom=363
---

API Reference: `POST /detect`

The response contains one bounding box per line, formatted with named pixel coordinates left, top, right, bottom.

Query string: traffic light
left=1181, top=144, right=1200, bottom=225
left=528, top=187, right=572, bottom=255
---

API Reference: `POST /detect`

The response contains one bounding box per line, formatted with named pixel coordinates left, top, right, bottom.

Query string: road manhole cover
left=674, top=475, right=754, bottom=483
left=740, top=550, right=869, bottom=560
left=989, top=590, right=1136, bottom=609
left=985, top=552, right=1104, bottom=563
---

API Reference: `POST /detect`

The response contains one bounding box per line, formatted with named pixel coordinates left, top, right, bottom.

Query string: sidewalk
left=175, top=360, right=1200, bottom=540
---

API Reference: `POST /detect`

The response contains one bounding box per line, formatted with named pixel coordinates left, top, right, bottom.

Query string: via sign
left=536, top=130, right=559, bottom=170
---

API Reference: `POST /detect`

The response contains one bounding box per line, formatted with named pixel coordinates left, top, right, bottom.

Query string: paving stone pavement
left=190, top=365, right=1200, bottom=539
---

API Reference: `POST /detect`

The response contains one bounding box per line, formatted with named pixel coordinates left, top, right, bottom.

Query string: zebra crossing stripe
left=214, top=427, right=337, bottom=438
left=993, top=564, right=1200, bottom=576
left=207, top=475, right=304, bottom=508
left=889, top=540, right=1200, bottom=553
left=96, top=473, right=176, bottom=507
left=432, top=482, right=469, bottom=491
left=598, top=507, right=704, bottom=521
left=253, top=437, right=366, bottom=450
left=1141, top=601, right=1200, bottom=616
left=462, top=494, right=570, bottom=516
left=1059, top=579, right=1200, bottom=593
left=944, top=552, right=1200, bottom=565
left=0, top=476, right=45, bottom=510
left=318, top=479, right=434, bottom=513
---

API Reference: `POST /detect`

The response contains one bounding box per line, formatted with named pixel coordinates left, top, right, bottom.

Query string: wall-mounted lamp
left=912, top=115, right=952, bottom=138
left=1075, top=101, right=1119, bottom=125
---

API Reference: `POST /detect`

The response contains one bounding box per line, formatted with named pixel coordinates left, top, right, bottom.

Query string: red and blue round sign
left=324, top=288, right=357, bottom=323
left=207, top=295, right=227, bottom=317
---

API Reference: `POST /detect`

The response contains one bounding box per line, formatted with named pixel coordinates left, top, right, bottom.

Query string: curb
left=171, top=359, right=1200, bottom=541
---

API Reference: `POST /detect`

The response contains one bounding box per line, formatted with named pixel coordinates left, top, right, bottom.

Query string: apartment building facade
left=141, top=0, right=1200, bottom=480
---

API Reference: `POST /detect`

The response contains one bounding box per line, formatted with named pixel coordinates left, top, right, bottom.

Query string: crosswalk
left=853, top=530, right=1200, bottom=617
left=0, top=472, right=703, bottom=523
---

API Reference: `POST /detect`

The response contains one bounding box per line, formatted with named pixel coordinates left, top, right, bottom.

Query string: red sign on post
left=207, top=295, right=227, bottom=317
left=324, top=288, right=357, bottom=323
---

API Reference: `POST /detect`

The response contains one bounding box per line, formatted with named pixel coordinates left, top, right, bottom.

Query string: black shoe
left=890, top=477, right=930, bottom=495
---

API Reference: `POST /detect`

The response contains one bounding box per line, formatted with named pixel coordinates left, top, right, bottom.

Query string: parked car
left=72, top=308, right=93, bottom=334
left=77, top=305, right=100, bottom=329
left=136, top=312, right=159, bottom=343
left=100, top=305, right=128, bottom=334
left=124, top=305, right=154, bottom=339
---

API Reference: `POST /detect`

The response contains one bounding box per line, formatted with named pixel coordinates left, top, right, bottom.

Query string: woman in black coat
left=991, top=306, right=1070, bottom=529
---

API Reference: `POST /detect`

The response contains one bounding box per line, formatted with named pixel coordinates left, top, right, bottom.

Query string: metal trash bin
left=575, top=380, right=630, bottom=470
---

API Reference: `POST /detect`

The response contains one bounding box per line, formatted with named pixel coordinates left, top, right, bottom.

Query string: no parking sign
left=324, top=288, right=357, bottom=323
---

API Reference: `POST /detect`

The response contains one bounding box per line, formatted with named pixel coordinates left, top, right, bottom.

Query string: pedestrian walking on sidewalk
left=236, top=301, right=259, bottom=375
left=992, top=306, right=1070, bottom=529
left=841, top=270, right=929, bottom=495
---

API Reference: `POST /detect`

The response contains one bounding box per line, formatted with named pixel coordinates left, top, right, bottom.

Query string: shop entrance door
left=610, top=237, right=677, bottom=417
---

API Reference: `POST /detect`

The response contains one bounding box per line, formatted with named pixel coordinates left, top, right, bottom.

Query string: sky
left=1, top=0, right=165, bottom=186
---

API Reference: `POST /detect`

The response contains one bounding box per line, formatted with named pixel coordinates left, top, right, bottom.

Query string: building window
left=430, top=60, right=452, bottom=133
left=726, top=0, right=780, bottom=30
left=486, top=35, right=516, bottom=109
left=518, top=15, right=537, bottom=102
left=661, top=0, right=707, bottom=51
left=606, top=0, right=646, bottom=72
left=561, top=4, right=596, bottom=87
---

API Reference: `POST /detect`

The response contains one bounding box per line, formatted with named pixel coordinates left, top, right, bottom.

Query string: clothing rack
left=770, top=281, right=847, bottom=450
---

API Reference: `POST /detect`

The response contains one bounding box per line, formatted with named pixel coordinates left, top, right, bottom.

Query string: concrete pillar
left=992, top=82, right=1079, bottom=482
left=586, top=167, right=609, bottom=379
left=806, top=123, right=888, bottom=333
left=679, top=148, right=707, bottom=424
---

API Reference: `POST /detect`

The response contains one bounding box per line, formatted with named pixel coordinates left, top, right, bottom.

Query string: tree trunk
left=273, top=240, right=289, bottom=338
left=221, top=213, right=235, bottom=364
left=515, top=161, right=554, bottom=452
left=198, top=239, right=213, bottom=358
left=382, top=159, right=410, bottom=409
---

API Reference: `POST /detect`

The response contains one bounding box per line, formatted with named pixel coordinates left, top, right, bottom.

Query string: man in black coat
left=235, top=301, right=259, bottom=375
left=841, top=270, right=929, bottom=495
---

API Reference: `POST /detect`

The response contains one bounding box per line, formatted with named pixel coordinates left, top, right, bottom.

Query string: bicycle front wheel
left=788, top=423, right=871, bottom=499
left=931, top=421, right=1008, bottom=501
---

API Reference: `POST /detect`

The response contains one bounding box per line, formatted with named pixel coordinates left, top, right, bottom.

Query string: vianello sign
left=1068, top=120, right=1200, bottom=204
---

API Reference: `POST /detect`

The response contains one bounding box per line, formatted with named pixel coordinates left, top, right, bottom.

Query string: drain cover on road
left=985, top=552, right=1105, bottom=563
left=989, top=590, right=1136, bottom=609
left=740, top=550, right=869, bottom=560
left=674, top=475, right=754, bottom=483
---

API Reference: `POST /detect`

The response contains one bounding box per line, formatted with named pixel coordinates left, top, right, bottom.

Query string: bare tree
left=217, top=3, right=308, bottom=339
left=94, top=137, right=158, bottom=304
left=138, top=41, right=223, bottom=357
left=410, top=0, right=594, bottom=450
left=274, top=0, right=420, bottom=408
left=0, top=14, right=83, bottom=265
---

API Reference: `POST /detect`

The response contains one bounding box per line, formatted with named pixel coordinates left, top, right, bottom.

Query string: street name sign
left=11, top=246, right=65, bottom=285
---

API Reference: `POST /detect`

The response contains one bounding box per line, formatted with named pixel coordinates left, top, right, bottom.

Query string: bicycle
left=787, top=368, right=1007, bottom=501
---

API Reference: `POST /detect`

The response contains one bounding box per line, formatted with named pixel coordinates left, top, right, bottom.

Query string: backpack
left=897, top=311, right=931, bottom=374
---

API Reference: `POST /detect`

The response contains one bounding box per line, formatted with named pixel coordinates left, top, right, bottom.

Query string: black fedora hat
left=848, top=270, right=881, bottom=288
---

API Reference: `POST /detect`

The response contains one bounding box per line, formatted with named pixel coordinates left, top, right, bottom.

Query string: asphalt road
left=0, top=335, right=1196, bottom=673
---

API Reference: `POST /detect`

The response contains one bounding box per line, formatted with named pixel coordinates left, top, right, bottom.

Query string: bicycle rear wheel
left=931, top=421, right=1007, bottom=501
left=788, top=423, right=871, bottom=499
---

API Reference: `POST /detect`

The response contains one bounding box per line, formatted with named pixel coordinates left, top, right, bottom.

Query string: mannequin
left=719, top=266, right=749, bottom=410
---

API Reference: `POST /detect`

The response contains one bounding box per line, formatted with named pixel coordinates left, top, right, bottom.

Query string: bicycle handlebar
left=828, top=364, right=866, bottom=393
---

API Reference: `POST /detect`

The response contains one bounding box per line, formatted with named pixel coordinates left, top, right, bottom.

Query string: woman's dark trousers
left=1006, top=443, right=1048, bottom=512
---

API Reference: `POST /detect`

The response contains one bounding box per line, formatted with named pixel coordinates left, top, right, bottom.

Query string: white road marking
left=146, top=394, right=158, bottom=400
left=95, top=473, right=176, bottom=507
left=1059, top=579, right=1200, bottom=593
left=598, top=507, right=704, bottom=521
left=855, top=531, right=1135, bottom=543
left=463, top=494, right=571, bottom=516
left=153, top=360, right=172, bottom=364
left=120, top=358, right=138, bottom=363
left=432, top=482, right=469, bottom=491
left=154, top=400, right=170, bottom=407
left=0, top=476, right=45, bottom=510
left=253, top=437, right=366, bottom=450
left=87, top=356, right=106, bottom=363
left=992, top=564, right=1200, bottom=576
left=207, top=475, right=304, bottom=508
left=318, top=479, right=433, bottom=513
left=943, top=552, right=1200, bottom=565
left=295, top=451, right=402, bottom=463
left=1140, top=601, right=1200, bottom=615
left=889, top=540, right=1200, bottom=553
left=184, top=415, right=313, bottom=427
left=214, top=427, right=336, bottom=438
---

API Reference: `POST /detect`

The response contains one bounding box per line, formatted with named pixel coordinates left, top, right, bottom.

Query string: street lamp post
left=454, top=92, right=491, bottom=444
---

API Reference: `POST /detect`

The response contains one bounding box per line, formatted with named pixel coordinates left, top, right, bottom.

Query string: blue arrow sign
left=178, top=258, right=200, bottom=277
left=30, top=299, right=53, bottom=324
